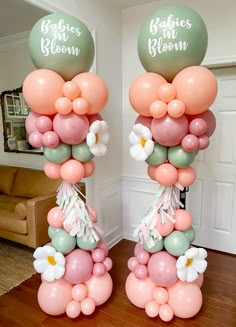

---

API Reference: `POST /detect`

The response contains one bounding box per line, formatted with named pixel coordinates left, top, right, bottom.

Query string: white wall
left=122, top=0, right=236, bottom=240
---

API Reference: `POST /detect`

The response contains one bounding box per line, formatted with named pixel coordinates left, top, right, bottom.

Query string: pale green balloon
left=44, top=143, right=71, bottom=164
left=168, top=145, right=195, bottom=168
left=48, top=226, right=62, bottom=240
left=145, top=143, right=168, bottom=166
left=143, top=237, right=164, bottom=253
left=77, top=236, right=98, bottom=250
left=164, top=230, right=190, bottom=256
left=72, top=142, right=94, bottom=162
left=183, top=226, right=196, bottom=243
left=51, top=230, right=76, bottom=254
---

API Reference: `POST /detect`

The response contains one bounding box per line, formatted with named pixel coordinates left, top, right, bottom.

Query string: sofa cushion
left=15, top=201, right=27, bottom=220
left=0, top=166, right=19, bottom=195
left=11, top=168, right=61, bottom=198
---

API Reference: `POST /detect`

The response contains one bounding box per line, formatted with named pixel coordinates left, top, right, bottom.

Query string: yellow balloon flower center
left=48, top=256, right=56, bottom=266
left=140, top=137, right=146, bottom=148
left=186, top=258, right=193, bottom=267
left=95, top=133, right=99, bottom=144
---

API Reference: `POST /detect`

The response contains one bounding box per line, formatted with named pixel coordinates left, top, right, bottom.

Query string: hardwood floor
left=0, top=239, right=235, bottom=326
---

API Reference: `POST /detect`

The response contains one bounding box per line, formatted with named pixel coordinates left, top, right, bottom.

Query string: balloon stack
left=125, top=5, right=217, bottom=322
left=23, top=13, right=113, bottom=318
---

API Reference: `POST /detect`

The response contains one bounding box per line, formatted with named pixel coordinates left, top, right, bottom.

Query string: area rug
left=0, top=238, right=36, bottom=296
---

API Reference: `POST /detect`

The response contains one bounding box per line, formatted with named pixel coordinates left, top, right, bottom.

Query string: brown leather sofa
left=0, top=165, right=86, bottom=249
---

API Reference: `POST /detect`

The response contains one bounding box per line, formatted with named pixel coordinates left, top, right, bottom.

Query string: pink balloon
left=55, top=97, right=73, bottom=115
left=135, top=115, right=153, bottom=130
left=63, top=81, right=80, bottom=100
left=157, top=83, right=176, bottom=103
left=151, top=114, right=188, bottom=147
left=198, top=134, right=210, bottom=150
left=72, top=72, right=108, bottom=115
left=103, top=257, right=113, bottom=271
left=47, top=206, right=65, bottom=228
left=95, top=239, right=109, bottom=257
left=174, top=209, right=192, bottom=231
left=153, top=287, right=169, bottom=305
left=189, top=110, right=216, bottom=137
left=181, top=134, right=199, bottom=152
left=149, top=100, right=167, bottom=118
left=147, top=251, right=178, bottom=287
left=23, top=69, right=64, bottom=115
left=159, top=304, right=174, bottom=322
left=44, top=161, right=61, bottom=179
left=92, top=248, right=106, bottom=263
left=173, top=66, right=218, bottom=115
left=29, top=131, right=43, bottom=148
left=155, top=163, right=178, bottom=187
left=189, top=118, right=207, bottom=136
left=136, top=250, right=150, bottom=265
left=83, top=160, right=95, bottom=178
left=134, top=242, right=144, bottom=257
left=64, top=249, right=93, bottom=284
left=156, top=215, right=174, bottom=236
left=53, top=113, right=89, bottom=145
left=127, top=257, right=138, bottom=272
left=66, top=300, right=81, bottom=318
left=134, top=264, right=148, bottom=280
left=177, top=166, right=196, bottom=187
left=81, top=297, right=96, bottom=315
left=35, top=116, right=53, bottom=133
left=129, top=72, right=167, bottom=116
left=93, top=262, right=106, bottom=277
left=193, top=273, right=204, bottom=288
left=85, top=272, right=113, bottom=305
left=145, top=300, right=159, bottom=318
left=125, top=273, right=155, bottom=309
left=37, top=279, right=72, bottom=315
left=42, top=131, right=60, bottom=148
left=168, top=280, right=203, bottom=318
left=73, top=98, right=89, bottom=115
left=60, top=159, right=85, bottom=184
left=25, top=111, right=41, bottom=134
left=72, top=284, right=88, bottom=302
left=87, top=113, right=102, bottom=125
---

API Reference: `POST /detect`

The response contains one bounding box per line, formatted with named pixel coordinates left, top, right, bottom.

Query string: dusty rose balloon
left=177, top=166, right=196, bottom=187
left=125, top=273, right=156, bottom=308
left=168, top=280, right=203, bottom=318
left=96, top=239, right=109, bottom=257
left=198, top=134, right=210, bottom=150
left=47, top=206, right=65, bottom=228
left=159, top=304, right=174, bottom=322
left=134, top=264, right=148, bottom=279
left=93, top=263, right=106, bottom=277
left=181, top=134, right=199, bottom=152
left=35, top=116, right=53, bottom=133
left=128, top=257, right=138, bottom=272
left=42, top=131, right=60, bottom=148
left=129, top=72, right=167, bottom=116
left=145, top=300, right=159, bottom=318
left=66, top=300, right=81, bottom=318
left=151, top=114, right=188, bottom=147
left=103, top=257, right=113, bottom=271
left=135, top=115, right=153, bottom=130
left=85, top=272, right=113, bottom=305
left=134, top=242, right=144, bottom=257
left=53, top=113, right=89, bottom=145
left=29, top=131, right=43, bottom=148
left=147, top=251, right=178, bottom=287
left=136, top=250, right=150, bottom=265
left=189, top=118, right=207, bottom=136
left=154, top=163, right=178, bottom=187
left=87, top=113, right=103, bottom=125
left=190, top=110, right=216, bottom=137
left=37, top=279, right=72, bottom=315
left=64, top=249, right=93, bottom=284
left=92, top=248, right=106, bottom=263
left=25, top=111, right=41, bottom=134
left=55, top=97, right=73, bottom=115
left=44, top=161, right=61, bottom=179
left=174, top=209, right=192, bottom=231
left=60, top=160, right=85, bottom=184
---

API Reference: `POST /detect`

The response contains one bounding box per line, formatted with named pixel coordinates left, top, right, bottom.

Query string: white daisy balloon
left=33, top=245, right=65, bottom=282
left=129, top=124, right=154, bottom=161
left=176, top=247, right=207, bottom=282
left=86, top=120, right=109, bottom=156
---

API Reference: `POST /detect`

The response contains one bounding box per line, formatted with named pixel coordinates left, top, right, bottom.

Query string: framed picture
left=5, top=120, right=13, bottom=137
left=12, top=121, right=26, bottom=141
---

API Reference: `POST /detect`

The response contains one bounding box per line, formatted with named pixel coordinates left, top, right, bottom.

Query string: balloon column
left=23, top=13, right=113, bottom=318
left=125, top=5, right=217, bottom=322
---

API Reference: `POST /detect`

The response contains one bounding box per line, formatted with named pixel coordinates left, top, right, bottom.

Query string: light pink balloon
left=95, top=239, right=109, bottom=257
left=151, top=114, right=188, bottom=147
left=168, top=280, right=203, bottom=318
left=37, top=279, right=72, bottom=315
left=44, top=161, right=61, bottom=179
left=53, top=113, right=89, bottom=145
left=134, top=242, right=144, bottom=256
left=47, top=206, right=65, bottom=228
left=193, top=273, right=204, bottom=288
left=64, top=249, right=93, bottom=284
left=42, top=131, right=60, bottom=148
left=60, top=159, right=85, bottom=184
left=92, top=248, right=106, bottom=263
left=85, top=272, right=113, bottom=306
left=103, top=257, right=113, bottom=271
left=66, top=300, right=81, bottom=319
left=29, top=131, right=43, bottom=148
left=145, top=300, right=159, bottom=318
left=159, top=303, right=174, bottom=322
left=147, top=251, right=178, bottom=287
left=72, top=284, right=88, bottom=302
left=127, top=256, right=139, bottom=272
left=35, top=116, right=53, bottom=133
left=93, top=262, right=106, bottom=277
left=181, top=134, right=199, bottom=152
left=134, top=264, right=148, bottom=279
left=136, top=250, right=150, bottom=265
left=125, top=273, right=155, bottom=309
left=81, top=297, right=96, bottom=315
left=25, top=111, right=41, bottom=134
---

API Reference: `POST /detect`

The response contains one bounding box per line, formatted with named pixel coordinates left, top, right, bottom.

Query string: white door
left=186, top=67, right=236, bottom=254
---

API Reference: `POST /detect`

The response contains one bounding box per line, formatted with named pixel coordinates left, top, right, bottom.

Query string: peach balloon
left=149, top=100, right=167, bottom=118
left=81, top=297, right=96, bottom=315
left=157, top=83, right=176, bottom=103
left=156, top=214, right=174, bottom=236
left=155, top=163, right=178, bottom=186
left=147, top=165, right=156, bottom=181
left=72, top=284, right=88, bottom=302
left=85, top=272, right=113, bottom=306
left=173, top=66, right=218, bottom=115
left=63, top=81, right=80, bottom=100
left=60, top=159, right=85, bottom=184
left=153, top=287, right=169, bottom=305
left=47, top=207, right=65, bottom=228
left=44, top=161, right=61, bottom=179
left=193, top=273, right=204, bottom=288
left=129, top=72, right=167, bottom=116
left=66, top=300, right=81, bottom=319
left=55, top=97, right=73, bottom=115
left=178, top=166, right=196, bottom=187
left=72, top=72, right=108, bottom=115
left=73, top=98, right=89, bottom=115
left=174, top=209, right=192, bottom=231
left=159, top=303, right=174, bottom=322
left=23, top=69, right=64, bottom=115
left=167, top=99, right=185, bottom=118
left=83, top=160, right=95, bottom=178
left=145, top=300, right=159, bottom=318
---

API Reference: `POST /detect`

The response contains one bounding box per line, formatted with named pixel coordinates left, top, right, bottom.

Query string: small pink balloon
left=96, top=239, right=109, bottom=257
left=63, top=81, right=80, bottom=100
left=128, top=257, right=138, bottom=272
left=134, top=264, right=148, bottom=280
left=103, top=257, right=113, bottom=271
left=174, top=209, right=192, bottom=231
left=156, top=215, right=174, bottom=236
left=190, top=110, right=216, bottom=137
left=35, top=116, right=53, bottom=133
left=177, top=166, right=196, bottom=187
left=83, top=160, right=95, bottom=178
left=47, top=206, right=65, bottom=228
left=60, top=159, right=85, bottom=184
left=159, top=304, right=174, bottom=322
left=92, top=248, right=106, bottom=263
left=145, top=300, right=159, bottom=318
left=189, top=118, right=207, bottom=136
left=85, top=272, right=113, bottom=305
left=134, top=242, right=144, bottom=256
left=72, top=284, right=88, bottom=302
left=66, top=300, right=81, bottom=319
left=93, top=262, right=106, bottom=277
left=193, top=273, right=204, bottom=288
left=29, top=131, right=43, bottom=148
left=149, top=100, right=167, bottom=118
left=167, top=99, right=185, bottom=118
left=181, top=134, right=199, bottom=152
left=44, top=161, right=61, bottom=179
left=25, top=111, right=41, bottom=134
left=81, top=297, right=96, bottom=315
left=157, top=83, right=176, bottom=103
left=55, top=97, right=73, bottom=115
left=73, top=98, right=89, bottom=115
left=155, top=163, right=178, bottom=187
left=37, top=279, right=72, bottom=316
left=136, top=250, right=150, bottom=265
left=153, top=287, right=169, bottom=305
left=198, top=134, right=210, bottom=150
left=42, top=131, right=60, bottom=148
left=135, top=115, right=153, bottom=130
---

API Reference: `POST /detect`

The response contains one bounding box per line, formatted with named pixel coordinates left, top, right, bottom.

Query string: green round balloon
left=29, top=13, right=95, bottom=80
left=168, top=145, right=195, bottom=168
left=164, top=230, right=190, bottom=256
left=48, top=226, right=62, bottom=239
left=51, top=230, right=76, bottom=254
left=72, top=142, right=94, bottom=162
left=44, top=143, right=71, bottom=164
left=145, top=143, right=168, bottom=166
left=143, top=237, right=164, bottom=253
left=183, top=226, right=196, bottom=243
left=137, top=5, right=208, bottom=81
left=77, top=236, right=98, bottom=250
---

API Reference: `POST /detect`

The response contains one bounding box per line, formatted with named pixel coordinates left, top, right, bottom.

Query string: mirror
left=0, top=87, right=43, bottom=154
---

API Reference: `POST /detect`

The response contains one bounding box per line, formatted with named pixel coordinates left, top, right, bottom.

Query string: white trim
left=0, top=32, right=29, bottom=52
left=202, top=56, right=236, bottom=68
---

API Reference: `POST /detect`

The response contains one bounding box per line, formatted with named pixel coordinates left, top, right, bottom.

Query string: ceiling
left=0, top=0, right=154, bottom=39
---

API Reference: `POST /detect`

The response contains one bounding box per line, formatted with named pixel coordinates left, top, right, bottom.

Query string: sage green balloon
left=145, top=143, right=168, bottom=166
left=29, top=13, right=95, bottom=80
left=72, top=142, right=94, bottom=162
left=143, top=237, right=164, bottom=253
left=51, top=230, right=76, bottom=255
left=44, top=143, right=71, bottom=164
left=164, top=230, right=190, bottom=256
left=168, top=145, right=195, bottom=168
left=184, top=226, right=196, bottom=243
left=48, top=226, right=62, bottom=240
left=77, top=236, right=98, bottom=251
left=137, top=5, right=208, bottom=81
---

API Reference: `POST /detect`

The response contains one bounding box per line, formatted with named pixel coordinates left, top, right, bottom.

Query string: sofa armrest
left=26, top=193, right=57, bottom=248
